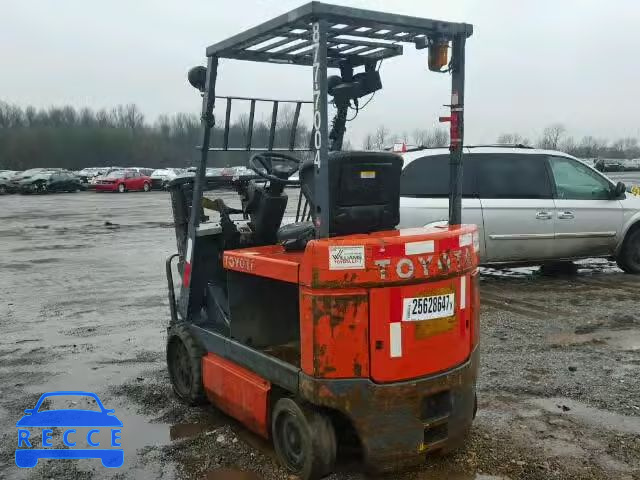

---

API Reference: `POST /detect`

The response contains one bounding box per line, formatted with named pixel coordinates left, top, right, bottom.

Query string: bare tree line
left=0, top=101, right=310, bottom=170
left=362, top=125, right=449, bottom=150
left=498, top=123, right=640, bottom=159
left=361, top=121, right=640, bottom=159
left=2, top=100, right=639, bottom=170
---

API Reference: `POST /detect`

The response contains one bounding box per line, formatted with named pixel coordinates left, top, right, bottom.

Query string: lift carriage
left=165, top=3, right=478, bottom=478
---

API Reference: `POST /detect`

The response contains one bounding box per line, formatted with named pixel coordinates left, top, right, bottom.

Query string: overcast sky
left=2, top=0, right=639, bottom=146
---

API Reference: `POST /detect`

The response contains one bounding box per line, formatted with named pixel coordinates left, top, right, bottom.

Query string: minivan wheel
left=616, top=228, right=640, bottom=274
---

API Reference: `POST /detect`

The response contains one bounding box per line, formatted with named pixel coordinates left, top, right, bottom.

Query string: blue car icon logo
left=16, top=391, right=123, bottom=468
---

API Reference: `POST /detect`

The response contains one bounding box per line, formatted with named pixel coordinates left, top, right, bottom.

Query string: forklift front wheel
left=166, top=323, right=206, bottom=405
left=272, top=398, right=336, bottom=480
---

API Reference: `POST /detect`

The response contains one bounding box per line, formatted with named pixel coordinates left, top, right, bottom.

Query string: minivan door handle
left=558, top=211, right=575, bottom=220
left=536, top=211, right=552, bottom=220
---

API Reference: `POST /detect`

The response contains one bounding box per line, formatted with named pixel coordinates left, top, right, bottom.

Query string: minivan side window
left=400, top=154, right=476, bottom=197
left=547, top=156, right=612, bottom=200
left=474, top=153, right=552, bottom=199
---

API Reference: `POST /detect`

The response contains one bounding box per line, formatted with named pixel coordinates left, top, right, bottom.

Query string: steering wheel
left=249, top=152, right=301, bottom=186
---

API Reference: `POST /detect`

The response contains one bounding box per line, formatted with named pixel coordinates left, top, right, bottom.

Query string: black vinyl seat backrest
left=299, top=151, right=403, bottom=236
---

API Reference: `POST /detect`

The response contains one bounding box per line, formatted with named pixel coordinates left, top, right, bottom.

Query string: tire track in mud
left=481, top=291, right=569, bottom=319
left=576, top=277, right=639, bottom=296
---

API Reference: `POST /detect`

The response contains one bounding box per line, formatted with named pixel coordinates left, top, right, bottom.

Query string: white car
left=150, top=168, right=185, bottom=190
left=398, top=146, right=640, bottom=273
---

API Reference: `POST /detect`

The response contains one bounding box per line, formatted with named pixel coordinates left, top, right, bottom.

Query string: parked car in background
left=150, top=168, right=185, bottom=190
left=9, top=168, right=50, bottom=191
left=76, top=167, right=109, bottom=184
left=625, top=158, right=640, bottom=171
left=594, top=158, right=624, bottom=172
left=0, top=170, right=19, bottom=194
left=0, top=176, right=13, bottom=194
left=127, top=167, right=155, bottom=177
left=18, top=170, right=85, bottom=194
left=398, top=146, right=640, bottom=273
left=88, top=167, right=125, bottom=189
left=176, top=166, right=259, bottom=189
left=94, top=170, right=151, bottom=193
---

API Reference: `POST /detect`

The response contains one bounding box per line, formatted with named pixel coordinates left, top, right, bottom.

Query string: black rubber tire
left=616, top=227, right=640, bottom=274
left=0, top=185, right=6, bottom=194
left=143, top=182, right=150, bottom=192
left=166, top=322, right=206, bottom=405
left=117, top=183, right=126, bottom=193
left=272, top=398, right=336, bottom=480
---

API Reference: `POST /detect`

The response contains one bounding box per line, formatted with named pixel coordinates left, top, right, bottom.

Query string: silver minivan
left=398, top=146, right=640, bottom=273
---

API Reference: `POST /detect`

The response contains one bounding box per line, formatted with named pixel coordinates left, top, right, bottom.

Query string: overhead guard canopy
left=205, top=1, right=473, bottom=67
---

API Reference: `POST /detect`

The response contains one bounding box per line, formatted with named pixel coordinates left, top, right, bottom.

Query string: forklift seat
left=277, top=151, right=403, bottom=248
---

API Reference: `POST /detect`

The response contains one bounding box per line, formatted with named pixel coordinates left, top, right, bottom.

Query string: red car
left=94, top=170, right=152, bottom=193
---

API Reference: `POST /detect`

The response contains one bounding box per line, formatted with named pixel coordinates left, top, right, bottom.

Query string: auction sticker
left=403, top=293, right=455, bottom=321
left=329, top=246, right=365, bottom=270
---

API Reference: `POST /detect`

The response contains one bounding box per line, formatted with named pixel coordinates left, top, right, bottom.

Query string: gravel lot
left=0, top=187, right=638, bottom=480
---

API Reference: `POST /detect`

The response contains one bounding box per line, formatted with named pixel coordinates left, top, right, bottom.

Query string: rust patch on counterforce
left=312, top=293, right=365, bottom=331
left=309, top=292, right=368, bottom=377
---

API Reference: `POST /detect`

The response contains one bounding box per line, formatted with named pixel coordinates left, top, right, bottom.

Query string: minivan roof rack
left=400, top=143, right=534, bottom=153
left=466, top=143, right=534, bottom=149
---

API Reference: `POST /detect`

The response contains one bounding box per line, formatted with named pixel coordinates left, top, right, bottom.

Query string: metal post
left=268, top=101, right=279, bottom=150
left=223, top=97, right=232, bottom=150
left=448, top=35, right=466, bottom=226
left=192, top=55, right=218, bottom=233
left=246, top=99, right=255, bottom=150
left=288, top=102, right=302, bottom=150
left=312, top=19, right=329, bottom=238
left=179, top=55, right=218, bottom=320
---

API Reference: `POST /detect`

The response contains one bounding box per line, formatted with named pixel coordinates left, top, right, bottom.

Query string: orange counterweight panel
left=300, top=288, right=369, bottom=378
left=369, top=274, right=472, bottom=383
left=202, top=353, right=271, bottom=438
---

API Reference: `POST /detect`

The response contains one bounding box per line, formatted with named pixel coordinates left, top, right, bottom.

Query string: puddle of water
left=205, top=468, right=262, bottom=480
left=531, top=397, right=640, bottom=435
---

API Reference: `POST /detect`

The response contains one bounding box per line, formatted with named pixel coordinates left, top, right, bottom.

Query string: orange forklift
left=165, top=3, right=477, bottom=478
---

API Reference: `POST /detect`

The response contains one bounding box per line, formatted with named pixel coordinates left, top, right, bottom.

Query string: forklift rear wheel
left=167, top=322, right=206, bottom=405
left=272, top=398, right=336, bottom=480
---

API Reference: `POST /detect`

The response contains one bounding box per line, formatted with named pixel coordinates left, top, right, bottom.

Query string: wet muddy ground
left=0, top=190, right=638, bottom=480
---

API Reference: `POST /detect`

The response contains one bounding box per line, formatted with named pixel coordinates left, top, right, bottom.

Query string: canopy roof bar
left=206, top=2, right=472, bottom=66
